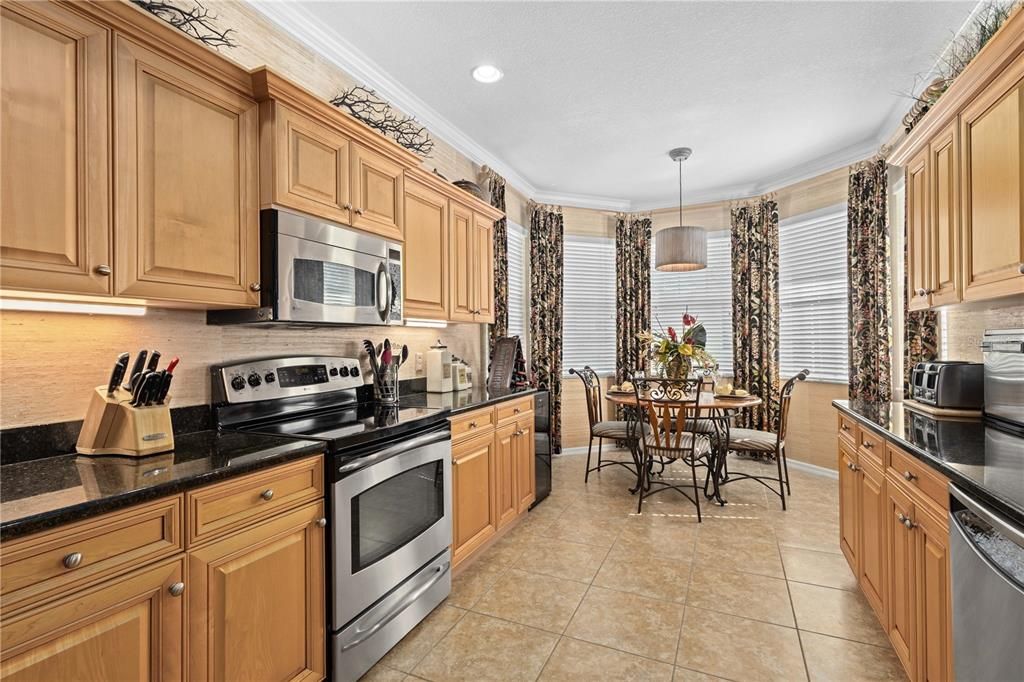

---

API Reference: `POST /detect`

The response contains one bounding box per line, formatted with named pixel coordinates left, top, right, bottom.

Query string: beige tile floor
left=363, top=451, right=907, bottom=681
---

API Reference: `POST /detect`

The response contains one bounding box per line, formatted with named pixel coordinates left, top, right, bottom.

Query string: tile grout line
left=777, top=526, right=812, bottom=682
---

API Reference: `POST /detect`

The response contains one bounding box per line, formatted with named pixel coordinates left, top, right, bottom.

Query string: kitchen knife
left=107, top=352, right=131, bottom=395
left=145, top=371, right=165, bottom=406
left=165, top=356, right=180, bottom=374
left=157, top=371, right=174, bottom=404
left=131, top=370, right=151, bottom=406
left=146, top=350, right=161, bottom=372
left=125, top=350, right=148, bottom=391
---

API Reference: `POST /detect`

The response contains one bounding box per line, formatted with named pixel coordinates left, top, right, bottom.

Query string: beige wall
left=788, top=381, right=850, bottom=470
left=942, top=302, right=1024, bottom=361
left=0, top=309, right=482, bottom=429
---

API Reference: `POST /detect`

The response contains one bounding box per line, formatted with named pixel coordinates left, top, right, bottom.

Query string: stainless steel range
left=211, top=356, right=452, bottom=681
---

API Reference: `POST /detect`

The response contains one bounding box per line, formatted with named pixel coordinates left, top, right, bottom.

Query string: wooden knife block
left=76, top=386, right=174, bottom=457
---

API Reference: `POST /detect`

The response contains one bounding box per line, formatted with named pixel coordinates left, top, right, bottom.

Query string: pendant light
left=655, top=147, right=707, bottom=272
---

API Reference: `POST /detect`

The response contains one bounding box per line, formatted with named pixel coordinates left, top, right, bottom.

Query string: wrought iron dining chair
left=568, top=366, right=633, bottom=482
left=726, top=369, right=810, bottom=510
left=631, top=376, right=711, bottom=520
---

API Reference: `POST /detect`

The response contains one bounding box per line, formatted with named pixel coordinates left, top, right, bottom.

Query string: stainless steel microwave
left=208, top=209, right=403, bottom=326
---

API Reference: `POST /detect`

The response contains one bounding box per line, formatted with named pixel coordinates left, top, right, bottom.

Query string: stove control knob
left=329, top=367, right=339, bottom=377
left=247, top=372, right=262, bottom=388
left=349, top=366, right=360, bottom=378
left=230, top=376, right=246, bottom=392
left=264, top=372, right=276, bottom=384
left=339, top=366, right=350, bottom=377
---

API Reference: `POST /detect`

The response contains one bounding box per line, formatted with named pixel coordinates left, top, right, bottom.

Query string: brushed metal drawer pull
left=62, top=552, right=83, bottom=569
left=468, top=421, right=478, bottom=429
left=260, top=489, right=275, bottom=501
left=168, top=582, right=185, bottom=597
left=343, top=203, right=353, bottom=211
left=249, top=282, right=261, bottom=292
left=355, top=207, right=365, bottom=215
left=316, top=517, right=327, bottom=528
left=902, top=471, right=917, bottom=482
left=862, top=441, right=873, bottom=449
left=94, top=265, right=111, bottom=276
left=513, top=407, right=521, bottom=414
left=896, top=513, right=916, bottom=530
left=840, top=424, right=849, bottom=431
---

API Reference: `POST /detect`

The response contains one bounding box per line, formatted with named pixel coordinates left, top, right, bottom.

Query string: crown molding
left=247, top=0, right=539, bottom=196
left=531, top=190, right=631, bottom=212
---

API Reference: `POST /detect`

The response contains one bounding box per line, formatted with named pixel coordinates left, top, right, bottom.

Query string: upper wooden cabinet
left=892, top=9, right=1024, bottom=308
left=351, top=144, right=404, bottom=241
left=403, top=177, right=450, bottom=319
left=473, top=213, right=496, bottom=324
left=113, top=36, right=260, bottom=307
left=0, top=1, right=112, bottom=297
left=450, top=201, right=477, bottom=322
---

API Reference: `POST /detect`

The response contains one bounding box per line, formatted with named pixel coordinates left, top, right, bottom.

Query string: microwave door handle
left=376, top=263, right=388, bottom=322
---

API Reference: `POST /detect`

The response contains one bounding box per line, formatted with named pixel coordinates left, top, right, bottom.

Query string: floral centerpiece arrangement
left=638, top=311, right=718, bottom=380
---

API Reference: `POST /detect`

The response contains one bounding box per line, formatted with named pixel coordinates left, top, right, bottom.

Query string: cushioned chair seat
left=592, top=420, right=631, bottom=438
left=643, top=432, right=712, bottom=459
left=728, top=428, right=780, bottom=452
left=690, top=418, right=718, bottom=434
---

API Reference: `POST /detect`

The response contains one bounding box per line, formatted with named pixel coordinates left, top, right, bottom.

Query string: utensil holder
left=76, top=386, right=174, bottom=457
left=376, top=363, right=400, bottom=405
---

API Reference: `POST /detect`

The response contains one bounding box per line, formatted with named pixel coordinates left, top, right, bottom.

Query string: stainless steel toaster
left=910, top=361, right=983, bottom=409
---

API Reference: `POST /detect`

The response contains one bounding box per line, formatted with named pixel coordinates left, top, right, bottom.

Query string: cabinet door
left=916, top=506, right=952, bottom=682
left=0, top=558, right=184, bottom=681
left=473, top=213, right=496, bottom=323
left=838, top=440, right=859, bottom=573
left=886, top=481, right=917, bottom=679
left=452, top=430, right=497, bottom=566
left=269, top=102, right=351, bottom=225
left=907, top=149, right=932, bottom=310
left=0, top=2, right=111, bottom=296
left=857, top=456, right=887, bottom=625
left=114, top=37, right=259, bottom=307
left=351, top=144, right=403, bottom=241
left=403, top=179, right=449, bottom=319
left=494, top=422, right=518, bottom=529
left=449, top=201, right=476, bottom=322
left=188, top=502, right=326, bottom=682
left=961, top=62, right=1024, bottom=302
left=929, top=122, right=961, bottom=306
left=514, top=417, right=536, bottom=513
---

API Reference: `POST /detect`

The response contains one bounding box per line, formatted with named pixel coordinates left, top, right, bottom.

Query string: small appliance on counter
left=909, top=360, right=983, bottom=409
left=76, top=350, right=180, bottom=457
left=426, top=339, right=453, bottom=393
left=982, top=328, right=1024, bottom=432
left=451, top=355, right=472, bottom=391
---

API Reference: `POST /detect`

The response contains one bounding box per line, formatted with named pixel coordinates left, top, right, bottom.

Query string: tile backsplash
left=0, top=309, right=483, bottom=429
left=942, top=302, right=1024, bottom=362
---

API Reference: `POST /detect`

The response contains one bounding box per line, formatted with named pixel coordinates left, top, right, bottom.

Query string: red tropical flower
left=685, top=337, right=695, bottom=345
left=667, top=326, right=677, bottom=341
left=683, top=313, right=696, bottom=326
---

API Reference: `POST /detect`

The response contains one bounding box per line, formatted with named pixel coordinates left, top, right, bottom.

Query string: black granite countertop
left=833, top=400, right=1024, bottom=525
left=0, top=430, right=324, bottom=540
left=400, top=385, right=538, bottom=415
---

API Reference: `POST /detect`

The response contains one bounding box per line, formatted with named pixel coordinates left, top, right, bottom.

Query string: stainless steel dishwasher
left=949, top=484, right=1024, bottom=681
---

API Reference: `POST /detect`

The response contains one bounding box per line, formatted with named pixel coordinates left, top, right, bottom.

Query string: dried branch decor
left=331, top=86, right=434, bottom=156
left=131, top=0, right=237, bottom=50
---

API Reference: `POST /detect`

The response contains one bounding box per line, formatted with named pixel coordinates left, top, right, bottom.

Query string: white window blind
left=779, top=205, right=849, bottom=383
left=651, top=230, right=734, bottom=375
left=507, top=222, right=527, bottom=342
left=562, top=234, right=617, bottom=376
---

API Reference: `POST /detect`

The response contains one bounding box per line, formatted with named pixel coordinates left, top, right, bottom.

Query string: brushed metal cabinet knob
left=316, top=517, right=327, bottom=528
left=355, top=208, right=365, bottom=215
left=1019, top=263, right=1024, bottom=274
left=94, top=265, right=111, bottom=276
left=902, top=471, right=917, bottom=482
left=260, top=489, right=274, bottom=501
left=62, top=552, right=83, bottom=569
left=168, top=582, right=185, bottom=597
left=249, top=282, right=261, bottom=292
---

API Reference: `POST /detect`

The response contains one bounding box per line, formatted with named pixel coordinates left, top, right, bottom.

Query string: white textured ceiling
left=253, top=1, right=976, bottom=209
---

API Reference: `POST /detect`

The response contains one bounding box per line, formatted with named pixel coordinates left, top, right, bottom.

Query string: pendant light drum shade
left=655, top=226, right=707, bottom=271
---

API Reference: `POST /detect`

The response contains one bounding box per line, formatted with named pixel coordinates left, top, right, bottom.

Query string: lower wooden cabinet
left=0, top=557, right=185, bottom=681
left=452, top=401, right=536, bottom=568
left=836, top=412, right=953, bottom=682
left=188, top=500, right=326, bottom=682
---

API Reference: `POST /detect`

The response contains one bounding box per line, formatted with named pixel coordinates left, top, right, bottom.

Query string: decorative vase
left=665, top=357, right=688, bottom=380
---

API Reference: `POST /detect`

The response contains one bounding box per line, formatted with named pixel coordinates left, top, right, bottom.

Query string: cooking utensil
left=399, top=345, right=409, bottom=368
left=125, top=350, right=148, bottom=391
left=146, top=350, right=161, bottom=372
left=165, top=356, right=180, bottom=374
left=107, top=352, right=131, bottom=395
left=363, top=339, right=382, bottom=391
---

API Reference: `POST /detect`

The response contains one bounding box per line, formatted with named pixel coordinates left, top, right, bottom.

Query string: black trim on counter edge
left=0, top=442, right=325, bottom=542
left=832, top=401, right=1024, bottom=527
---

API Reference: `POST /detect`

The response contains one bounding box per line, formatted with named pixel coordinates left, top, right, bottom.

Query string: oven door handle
left=339, top=560, right=450, bottom=652
left=337, top=429, right=451, bottom=475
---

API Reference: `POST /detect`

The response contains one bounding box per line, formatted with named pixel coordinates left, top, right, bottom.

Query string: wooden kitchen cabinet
left=838, top=438, right=860, bottom=572
left=514, top=416, right=536, bottom=513
left=452, top=429, right=498, bottom=565
left=928, top=122, right=961, bottom=306
left=449, top=201, right=476, bottom=322
left=0, top=557, right=185, bottom=681
left=351, top=144, right=404, bottom=241
left=916, top=504, right=952, bottom=682
left=495, top=422, right=519, bottom=529
left=858, top=454, right=888, bottom=624
left=113, top=35, right=260, bottom=307
left=906, top=148, right=932, bottom=311
left=403, top=177, right=450, bottom=319
left=0, top=1, right=112, bottom=297
left=886, top=479, right=918, bottom=678
left=188, top=501, right=326, bottom=682
left=960, top=60, right=1024, bottom=302
left=473, top=213, right=496, bottom=323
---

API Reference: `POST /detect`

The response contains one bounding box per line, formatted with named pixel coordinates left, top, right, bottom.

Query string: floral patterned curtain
left=615, top=214, right=651, bottom=383
left=483, top=167, right=508, bottom=351
left=902, top=192, right=939, bottom=394
left=731, top=197, right=781, bottom=431
left=848, top=159, right=892, bottom=402
left=530, top=202, right=564, bottom=453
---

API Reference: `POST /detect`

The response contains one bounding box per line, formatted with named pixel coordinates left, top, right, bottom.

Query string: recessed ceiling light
left=471, top=64, right=503, bottom=84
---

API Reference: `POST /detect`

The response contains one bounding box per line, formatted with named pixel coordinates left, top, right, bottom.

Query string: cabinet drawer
left=496, top=397, right=534, bottom=425
left=888, top=444, right=950, bottom=513
left=858, top=428, right=885, bottom=467
left=1, top=495, right=182, bottom=613
left=186, top=455, right=323, bottom=547
left=450, top=407, right=495, bottom=442
left=838, top=412, right=859, bottom=445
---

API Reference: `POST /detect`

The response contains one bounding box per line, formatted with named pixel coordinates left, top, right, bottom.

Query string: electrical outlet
left=415, top=352, right=424, bottom=373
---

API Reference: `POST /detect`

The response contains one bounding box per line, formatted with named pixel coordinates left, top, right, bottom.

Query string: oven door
left=277, top=232, right=394, bottom=325
left=332, top=429, right=452, bottom=629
